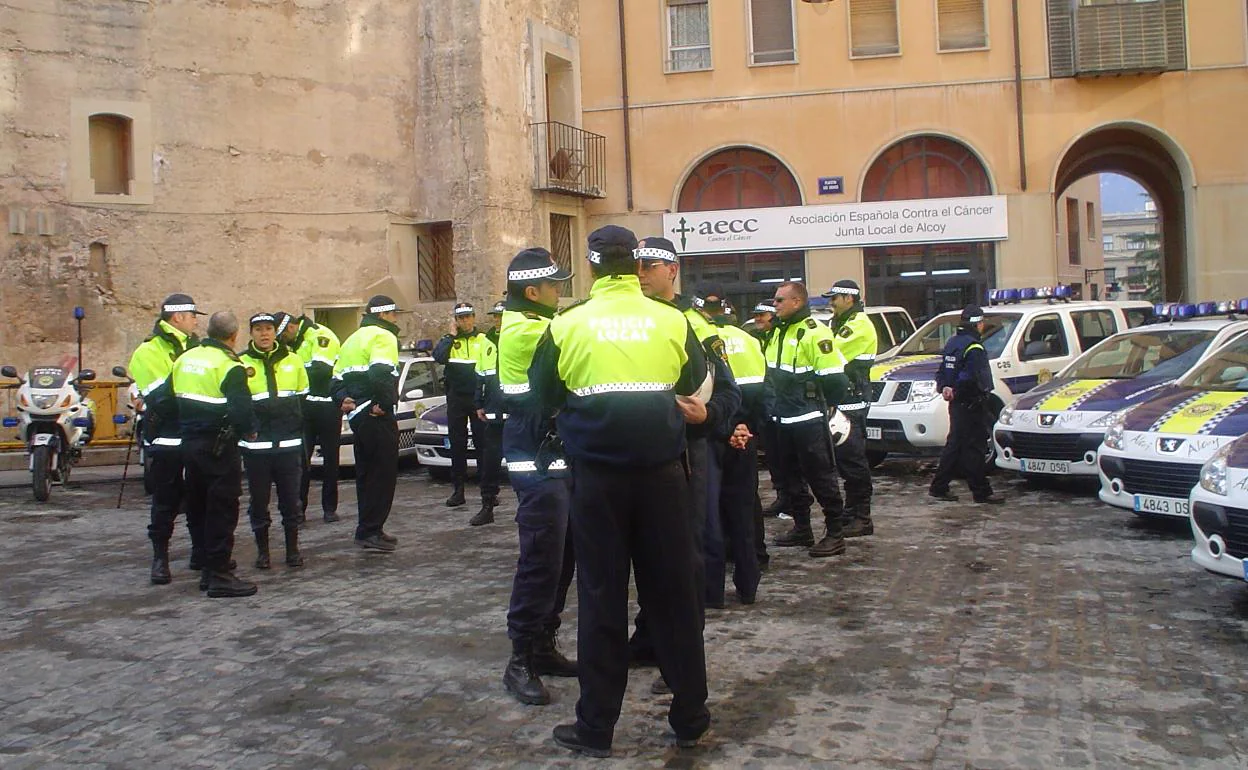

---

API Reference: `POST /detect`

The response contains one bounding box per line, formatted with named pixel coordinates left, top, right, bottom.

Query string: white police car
left=866, top=287, right=1153, bottom=466
left=309, top=354, right=445, bottom=468
left=1190, top=432, right=1248, bottom=580
left=995, top=304, right=1248, bottom=478
left=1099, top=327, right=1248, bottom=518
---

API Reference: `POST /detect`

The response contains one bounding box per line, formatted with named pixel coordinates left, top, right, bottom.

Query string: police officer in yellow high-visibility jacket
left=275, top=312, right=341, bottom=523
left=531, top=225, right=711, bottom=759
left=128, top=292, right=203, bottom=586
left=433, top=303, right=491, bottom=509
left=821, top=279, right=879, bottom=537
left=468, top=300, right=507, bottom=527
left=765, top=281, right=851, bottom=558
left=239, top=313, right=309, bottom=570
left=332, top=295, right=403, bottom=551
left=170, top=311, right=259, bottom=598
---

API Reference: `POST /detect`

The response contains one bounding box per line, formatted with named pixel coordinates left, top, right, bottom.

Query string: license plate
left=1133, top=494, right=1190, bottom=516
left=866, top=427, right=883, bottom=441
left=31, top=434, right=52, bottom=446
left=1019, top=458, right=1069, bottom=474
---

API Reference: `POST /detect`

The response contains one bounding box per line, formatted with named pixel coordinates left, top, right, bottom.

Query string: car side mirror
left=78, top=369, right=96, bottom=382
left=111, top=366, right=128, bottom=378
left=0, top=366, right=17, bottom=379
left=404, top=388, right=424, bottom=400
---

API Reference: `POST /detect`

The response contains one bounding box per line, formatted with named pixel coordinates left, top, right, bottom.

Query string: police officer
left=497, top=248, right=577, bottom=706
left=274, top=312, right=342, bottom=523
left=821, top=279, right=878, bottom=537
left=468, top=301, right=507, bottom=526
left=171, top=311, right=259, bottom=598
left=531, top=226, right=711, bottom=758
left=704, top=291, right=765, bottom=604
left=332, top=295, right=404, bottom=550
left=930, top=304, right=1005, bottom=505
left=749, top=300, right=790, bottom=520
left=433, top=303, right=491, bottom=510
left=239, top=313, right=309, bottom=569
left=749, top=300, right=777, bottom=343
left=128, top=292, right=204, bottom=585
left=767, top=281, right=850, bottom=557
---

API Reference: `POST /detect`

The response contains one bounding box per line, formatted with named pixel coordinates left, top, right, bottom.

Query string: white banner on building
left=660, top=195, right=1009, bottom=255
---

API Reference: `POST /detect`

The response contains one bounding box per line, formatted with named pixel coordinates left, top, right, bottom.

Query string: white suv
left=865, top=295, right=1154, bottom=467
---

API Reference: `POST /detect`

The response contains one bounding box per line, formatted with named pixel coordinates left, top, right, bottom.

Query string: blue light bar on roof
left=1196, top=302, right=1218, bottom=316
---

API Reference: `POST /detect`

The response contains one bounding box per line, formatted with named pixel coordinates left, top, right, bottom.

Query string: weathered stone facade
left=1, top=0, right=584, bottom=372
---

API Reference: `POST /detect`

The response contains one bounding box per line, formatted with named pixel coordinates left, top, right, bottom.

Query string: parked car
left=1190, top=432, right=1248, bottom=581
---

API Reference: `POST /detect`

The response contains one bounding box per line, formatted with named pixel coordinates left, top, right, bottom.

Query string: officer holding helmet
left=930, top=304, right=1005, bottom=505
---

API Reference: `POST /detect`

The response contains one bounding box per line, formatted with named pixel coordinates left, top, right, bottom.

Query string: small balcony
left=1047, top=0, right=1186, bottom=78
left=532, top=121, right=606, bottom=199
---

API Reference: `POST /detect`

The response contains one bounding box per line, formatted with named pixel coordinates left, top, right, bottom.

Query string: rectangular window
left=1102, top=234, right=1114, bottom=250
left=1019, top=314, right=1070, bottom=361
left=1104, top=267, right=1116, bottom=283
left=1071, top=309, right=1118, bottom=351
left=418, top=222, right=455, bottom=302
left=1066, top=197, right=1082, bottom=265
left=1086, top=201, right=1096, bottom=239
left=88, top=114, right=133, bottom=195
left=937, top=0, right=988, bottom=51
left=749, top=0, right=796, bottom=65
left=849, top=0, right=900, bottom=58
left=667, top=0, right=712, bottom=72
left=549, top=213, right=574, bottom=298
left=1128, top=265, right=1146, bottom=278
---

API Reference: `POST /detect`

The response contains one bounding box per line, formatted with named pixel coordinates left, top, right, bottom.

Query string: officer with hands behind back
left=531, top=225, right=711, bottom=759
left=929, top=304, right=1005, bottom=505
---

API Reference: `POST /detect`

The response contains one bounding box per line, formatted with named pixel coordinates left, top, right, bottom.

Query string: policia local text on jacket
left=764, top=299, right=850, bottom=554
left=826, top=292, right=879, bottom=532
left=129, top=313, right=199, bottom=585
left=171, top=334, right=259, bottom=597
left=530, top=240, right=710, bottom=758
left=282, top=315, right=341, bottom=522
left=239, top=335, right=308, bottom=569
left=930, top=306, right=1001, bottom=504
left=332, top=307, right=402, bottom=547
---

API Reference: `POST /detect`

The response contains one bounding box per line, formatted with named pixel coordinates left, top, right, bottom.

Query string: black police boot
left=552, top=724, right=612, bottom=759
left=762, top=499, right=784, bottom=518
left=974, top=494, right=1006, bottom=505
left=773, top=527, right=815, bottom=548
left=445, top=483, right=466, bottom=507
left=532, top=631, right=577, bottom=678
left=206, top=568, right=258, bottom=598
left=503, top=640, right=550, bottom=706
left=284, top=528, right=304, bottom=568
left=322, top=509, right=340, bottom=523
left=809, top=534, right=847, bottom=558
left=929, top=488, right=959, bottom=502
left=469, top=497, right=495, bottom=527
left=254, top=528, right=271, bottom=570
left=843, top=507, right=874, bottom=538
left=150, top=542, right=172, bottom=585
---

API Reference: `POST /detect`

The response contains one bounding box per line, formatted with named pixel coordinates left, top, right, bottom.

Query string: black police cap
left=962, top=304, right=985, bottom=323
left=507, top=247, right=572, bottom=283
left=587, top=225, right=637, bottom=264
left=821, top=279, right=861, bottom=298
left=367, top=295, right=404, bottom=314
left=161, top=293, right=207, bottom=316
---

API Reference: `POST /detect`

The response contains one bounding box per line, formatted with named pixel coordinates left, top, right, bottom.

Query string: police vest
left=499, top=309, right=550, bottom=397
left=831, top=308, right=878, bottom=412
left=442, top=332, right=487, bottom=399
left=128, top=320, right=195, bottom=448
left=548, top=274, right=692, bottom=466
left=239, top=343, right=307, bottom=451
left=474, top=333, right=505, bottom=422
left=334, top=322, right=400, bottom=417
left=716, top=324, right=766, bottom=387
left=171, top=342, right=244, bottom=439
left=293, top=321, right=340, bottom=401
left=766, top=314, right=846, bottom=423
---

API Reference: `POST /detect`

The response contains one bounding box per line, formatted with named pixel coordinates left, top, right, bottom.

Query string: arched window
left=88, top=114, right=133, bottom=195
left=677, top=147, right=804, bottom=314
left=861, top=135, right=996, bottom=320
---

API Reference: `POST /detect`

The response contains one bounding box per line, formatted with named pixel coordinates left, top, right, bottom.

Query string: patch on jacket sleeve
left=245, top=366, right=257, bottom=377
left=805, top=319, right=818, bottom=329
left=838, top=326, right=853, bottom=339
left=818, top=339, right=834, bottom=354
left=318, top=337, right=330, bottom=348
left=710, top=338, right=727, bottom=362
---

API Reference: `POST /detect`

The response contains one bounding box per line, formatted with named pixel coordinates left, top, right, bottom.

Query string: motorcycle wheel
left=32, top=445, right=52, bottom=502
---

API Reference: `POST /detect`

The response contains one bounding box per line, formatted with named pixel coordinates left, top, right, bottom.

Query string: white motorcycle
left=1, top=364, right=97, bottom=501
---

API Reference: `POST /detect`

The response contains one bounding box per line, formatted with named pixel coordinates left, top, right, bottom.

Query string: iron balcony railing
left=531, top=121, right=606, bottom=199
left=1047, top=0, right=1186, bottom=78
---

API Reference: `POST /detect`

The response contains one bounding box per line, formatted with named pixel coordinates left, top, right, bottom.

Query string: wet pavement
left=1, top=460, right=1247, bottom=768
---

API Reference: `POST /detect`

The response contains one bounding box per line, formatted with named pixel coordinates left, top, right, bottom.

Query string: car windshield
left=1181, top=336, right=1248, bottom=392
left=1063, top=329, right=1217, bottom=380
left=402, top=360, right=446, bottom=398
left=28, top=367, right=69, bottom=390
left=896, top=313, right=1021, bottom=360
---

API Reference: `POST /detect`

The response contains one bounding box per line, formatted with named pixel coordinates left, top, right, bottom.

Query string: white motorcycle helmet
left=828, top=410, right=852, bottom=446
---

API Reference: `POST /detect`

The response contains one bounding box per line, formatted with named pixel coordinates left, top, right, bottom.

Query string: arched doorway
left=1054, top=125, right=1190, bottom=302
left=861, top=135, right=996, bottom=321
left=676, top=147, right=803, bottom=314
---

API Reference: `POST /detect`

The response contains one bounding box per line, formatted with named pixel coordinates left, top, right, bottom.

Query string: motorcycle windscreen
left=28, top=367, right=69, bottom=390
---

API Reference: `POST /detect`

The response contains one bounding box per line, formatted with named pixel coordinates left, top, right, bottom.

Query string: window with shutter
left=937, top=0, right=988, bottom=51
left=848, top=0, right=900, bottom=58
left=667, top=0, right=712, bottom=72
left=749, top=0, right=796, bottom=65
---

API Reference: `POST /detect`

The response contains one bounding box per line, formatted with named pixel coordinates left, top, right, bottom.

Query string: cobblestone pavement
left=2, top=459, right=1247, bottom=769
